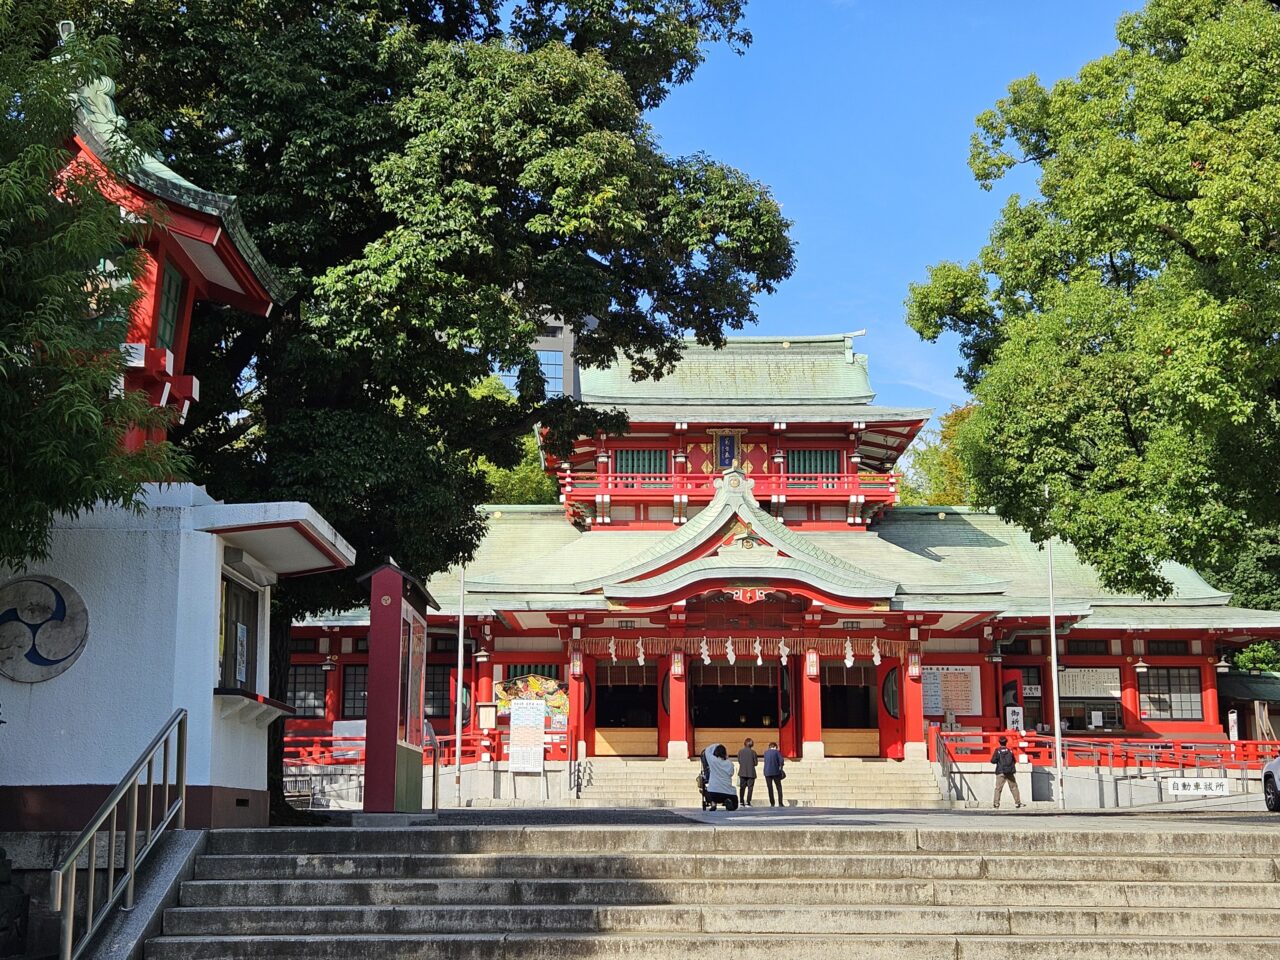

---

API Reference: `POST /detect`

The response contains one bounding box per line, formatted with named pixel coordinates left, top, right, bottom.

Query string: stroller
left=696, top=745, right=739, bottom=811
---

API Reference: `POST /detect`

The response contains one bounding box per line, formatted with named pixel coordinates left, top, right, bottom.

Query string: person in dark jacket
left=737, top=738, right=758, bottom=807
left=762, top=741, right=785, bottom=807
left=990, top=736, right=1023, bottom=808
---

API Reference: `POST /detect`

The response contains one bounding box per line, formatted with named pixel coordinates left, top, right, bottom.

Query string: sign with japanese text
left=508, top=699, right=547, bottom=773
left=1167, top=778, right=1229, bottom=797
left=1057, top=667, right=1122, bottom=699
left=922, top=665, right=982, bottom=716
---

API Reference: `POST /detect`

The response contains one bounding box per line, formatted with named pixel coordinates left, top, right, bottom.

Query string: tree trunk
left=267, top=586, right=327, bottom=825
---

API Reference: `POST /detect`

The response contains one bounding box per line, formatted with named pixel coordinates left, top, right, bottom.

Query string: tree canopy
left=0, top=3, right=183, bottom=568
left=63, top=0, right=793, bottom=616
left=897, top=405, right=976, bottom=507
left=905, top=0, right=1280, bottom=596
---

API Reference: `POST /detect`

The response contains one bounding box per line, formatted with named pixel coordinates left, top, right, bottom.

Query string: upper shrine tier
left=546, top=333, right=931, bottom=531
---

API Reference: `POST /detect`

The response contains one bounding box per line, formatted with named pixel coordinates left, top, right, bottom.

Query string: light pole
left=454, top=563, right=466, bottom=808
left=1045, top=486, right=1066, bottom=810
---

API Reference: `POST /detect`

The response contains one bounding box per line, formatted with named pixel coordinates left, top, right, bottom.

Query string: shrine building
left=289, top=333, right=1280, bottom=762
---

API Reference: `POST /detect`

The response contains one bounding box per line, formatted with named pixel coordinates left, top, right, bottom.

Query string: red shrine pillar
left=1120, top=665, right=1143, bottom=729
left=800, top=649, right=824, bottom=759
left=568, top=648, right=587, bottom=761
left=902, top=654, right=926, bottom=760
left=667, top=651, right=690, bottom=759
left=1201, top=662, right=1220, bottom=730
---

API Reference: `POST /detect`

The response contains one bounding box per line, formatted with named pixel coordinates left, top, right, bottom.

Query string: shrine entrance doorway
left=821, top=662, right=879, bottom=756
left=689, top=661, right=790, bottom=756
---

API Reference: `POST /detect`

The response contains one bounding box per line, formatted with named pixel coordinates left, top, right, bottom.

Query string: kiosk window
left=219, top=578, right=259, bottom=691
left=424, top=663, right=451, bottom=718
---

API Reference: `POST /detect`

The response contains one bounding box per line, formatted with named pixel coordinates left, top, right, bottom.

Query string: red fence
left=558, top=471, right=900, bottom=505
left=934, top=729, right=1280, bottom=771
left=284, top=729, right=579, bottom=769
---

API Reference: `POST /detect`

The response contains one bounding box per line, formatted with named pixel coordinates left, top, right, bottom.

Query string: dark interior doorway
left=690, top=663, right=782, bottom=728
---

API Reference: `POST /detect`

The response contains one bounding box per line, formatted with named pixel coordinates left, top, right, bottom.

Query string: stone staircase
left=145, top=822, right=1280, bottom=958
left=577, top=756, right=948, bottom=808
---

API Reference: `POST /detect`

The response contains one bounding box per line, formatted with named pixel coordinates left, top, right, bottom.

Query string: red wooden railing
left=557, top=471, right=900, bottom=505
left=284, top=728, right=579, bottom=769
left=933, top=729, right=1280, bottom=772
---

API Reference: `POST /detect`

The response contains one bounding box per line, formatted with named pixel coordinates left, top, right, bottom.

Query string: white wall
left=0, top=484, right=270, bottom=793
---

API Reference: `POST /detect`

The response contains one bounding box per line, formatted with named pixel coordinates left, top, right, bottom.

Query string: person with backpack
left=990, top=736, right=1023, bottom=808
left=762, top=741, right=785, bottom=807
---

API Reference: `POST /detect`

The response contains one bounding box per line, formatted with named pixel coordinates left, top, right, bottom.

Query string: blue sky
left=651, top=1, right=1133, bottom=418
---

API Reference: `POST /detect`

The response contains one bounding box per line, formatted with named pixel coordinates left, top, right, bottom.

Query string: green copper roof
left=71, top=70, right=287, bottom=305
left=581, top=334, right=883, bottom=415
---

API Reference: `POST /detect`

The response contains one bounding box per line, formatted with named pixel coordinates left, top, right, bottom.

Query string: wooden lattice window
left=786, top=449, right=841, bottom=474
left=615, top=449, right=668, bottom=474
left=155, top=263, right=184, bottom=351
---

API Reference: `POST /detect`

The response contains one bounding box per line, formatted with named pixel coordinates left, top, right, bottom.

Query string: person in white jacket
left=702, top=743, right=739, bottom=810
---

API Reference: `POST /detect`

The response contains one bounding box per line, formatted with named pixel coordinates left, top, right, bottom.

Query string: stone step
left=203, top=826, right=1280, bottom=857
left=159, top=903, right=1280, bottom=938
left=192, top=852, right=1280, bottom=883
left=175, top=877, right=1280, bottom=909
left=144, top=932, right=1280, bottom=960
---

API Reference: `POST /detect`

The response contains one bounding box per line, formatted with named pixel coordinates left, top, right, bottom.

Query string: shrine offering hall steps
left=145, top=822, right=1280, bottom=959
left=573, top=756, right=947, bottom=808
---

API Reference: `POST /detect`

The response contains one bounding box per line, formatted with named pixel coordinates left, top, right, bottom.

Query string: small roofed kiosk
left=289, top=332, right=1280, bottom=764
left=62, top=20, right=284, bottom=449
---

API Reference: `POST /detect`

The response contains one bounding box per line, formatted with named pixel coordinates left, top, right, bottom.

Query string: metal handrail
left=423, top=724, right=440, bottom=814
left=51, top=709, right=187, bottom=960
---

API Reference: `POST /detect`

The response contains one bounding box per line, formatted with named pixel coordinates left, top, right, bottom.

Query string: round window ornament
left=0, top=575, right=90, bottom=683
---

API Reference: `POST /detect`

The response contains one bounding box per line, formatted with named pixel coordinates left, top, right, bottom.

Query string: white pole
left=1046, top=486, right=1066, bottom=810
left=455, top=564, right=466, bottom=807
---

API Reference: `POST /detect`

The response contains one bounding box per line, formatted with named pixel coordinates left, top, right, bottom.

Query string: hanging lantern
left=569, top=648, right=583, bottom=679
left=805, top=648, right=820, bottom=678
left=671, top=649, right=685, bottom=679
left=907, top=650, right=921, bottom=678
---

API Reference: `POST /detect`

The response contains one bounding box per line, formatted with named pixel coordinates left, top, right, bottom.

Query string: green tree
left=472, top=377, right=558, bottom=504
left=1233, top=640, right=1280, bottom=673
left=905, top=0, right=1280, bottom=596
left=0, top=6, right=183, bottom=568
left=65, top=1, right=792, bottom=817
left=1205, top=527, right=1280, bottom=611
left=898, top=405, right=976, bottom=507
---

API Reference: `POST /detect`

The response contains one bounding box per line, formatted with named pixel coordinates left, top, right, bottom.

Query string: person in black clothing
left=990, top=736, right=1023, bottom=808
left=762, top=741, right=785, bottom=807
left=737, top=738, right=758, bottom=807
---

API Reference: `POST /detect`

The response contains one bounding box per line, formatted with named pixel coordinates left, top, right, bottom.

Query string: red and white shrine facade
left=289, top=334, right=1280, bottom=762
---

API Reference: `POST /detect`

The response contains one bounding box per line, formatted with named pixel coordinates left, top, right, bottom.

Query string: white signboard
left=922, top=665, right=983, bottom=717
left=1005, top=705, right=1024, bottom=731
left=508, top=699, right=547, bottom=773
left=1058, top=667, right=1122, bottom=699
left=1090, top=710, right=1105, bottom=729
left=1023, top=685, right=1042, bottom=698
left=1167, top=778, right=1230, bottom=797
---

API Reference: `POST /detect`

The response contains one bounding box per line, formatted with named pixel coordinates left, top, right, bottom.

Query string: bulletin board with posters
left=922, top=665, right=983, bottom=717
